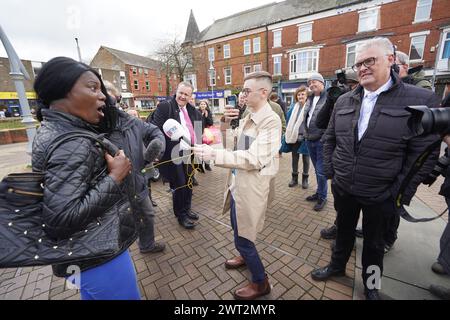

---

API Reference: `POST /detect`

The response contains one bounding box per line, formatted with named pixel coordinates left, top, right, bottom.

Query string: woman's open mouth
left=97, top=106, right=105, bottom=118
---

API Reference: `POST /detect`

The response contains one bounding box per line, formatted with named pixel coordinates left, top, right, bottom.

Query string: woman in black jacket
left=198, top=100, right=213, bottom=171
left=32, top=57, right=139, bottom=300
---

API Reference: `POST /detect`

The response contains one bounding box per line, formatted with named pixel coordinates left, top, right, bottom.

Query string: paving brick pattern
left=0, top=155, right=358, bottom=300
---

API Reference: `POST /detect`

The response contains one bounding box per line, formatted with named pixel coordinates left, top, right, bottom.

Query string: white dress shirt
left=357, top=78, right=393, bottom=141
left=307, top=95, right=321, bottom=128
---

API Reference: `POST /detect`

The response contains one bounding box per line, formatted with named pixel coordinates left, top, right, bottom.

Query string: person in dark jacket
left=311, top=38, right=440, bottom=300
left=303, top=73, right=328, bottom=211
left=269, top=92, right=287, bottom=116
left=32, top=57, right=140, bottom=300
left=198, top=99, right=214, bottom=171
left=148, top=82, right=203, bottom=229
left=104, top=81, right=166, bottom=254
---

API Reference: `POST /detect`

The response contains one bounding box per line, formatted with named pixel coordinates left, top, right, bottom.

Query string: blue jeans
left=230, top=197, right=266, bottom=284
left=306, top=140, right=327, bottom=200
left=68, top=250, right=141, bottom=300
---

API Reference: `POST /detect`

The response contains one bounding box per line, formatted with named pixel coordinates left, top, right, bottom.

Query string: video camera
left=406, top=95, right=450, bottom=136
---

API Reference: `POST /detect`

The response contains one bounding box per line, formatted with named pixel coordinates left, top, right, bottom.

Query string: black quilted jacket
left=322, top=72, right=440, bottom=205
left=32, top=109, right=137, bottom=277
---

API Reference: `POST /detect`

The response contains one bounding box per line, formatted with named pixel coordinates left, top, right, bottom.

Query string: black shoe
left=178, top=218, right=195, bottom=229
left=355, top=228, right=363, bottom=238
left=140, top=242, right=166, bottom=254
left=311, top=265, right=345, bottom=281
left=365, top=289, right=381, bottom=300
left=192, top=177, right=199, bottom=186
left=314, top=198, right=327, bottom=211
left=429, top=284, right=450, bottom=300
left=205, top=164, right=212, bottom=171
left=186, top=211, right=199, bottom=220
left=320, top=224, right=337, bottom=239
left=306, top=193, right=319, bottom=202
left=302, top=174, right=309, bottom=189
left=431, top=262, right=448, bottom=275
left=288, top=173, right=298, bottom=188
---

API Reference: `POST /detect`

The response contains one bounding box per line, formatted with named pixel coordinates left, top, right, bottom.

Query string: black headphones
left=392, top=44, right=400, bottom=74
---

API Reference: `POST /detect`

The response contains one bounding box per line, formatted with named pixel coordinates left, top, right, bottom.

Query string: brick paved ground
left=0, top=144, right=446, bottom=300
left=0, top=154, right=358, bottom=300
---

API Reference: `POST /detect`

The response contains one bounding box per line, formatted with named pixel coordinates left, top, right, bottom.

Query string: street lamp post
left=75, top=37, right=82, bottom=62
left=209, top=61, right=215, bottom=117
left=0, top=24, right=36, bottom=155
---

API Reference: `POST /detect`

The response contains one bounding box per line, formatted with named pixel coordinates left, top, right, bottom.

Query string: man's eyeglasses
left=352, top=57, right=377, bottom=72
left=242, top=88, right=266, bottom=95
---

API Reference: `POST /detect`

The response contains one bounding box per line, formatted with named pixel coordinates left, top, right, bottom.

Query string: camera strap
left=395, top=138, right=447, bottom=222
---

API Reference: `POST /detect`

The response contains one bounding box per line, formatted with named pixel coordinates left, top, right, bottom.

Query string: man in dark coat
left=311, top=37, right=440, bottom=300
left=148, top=82, right=203, bottom=229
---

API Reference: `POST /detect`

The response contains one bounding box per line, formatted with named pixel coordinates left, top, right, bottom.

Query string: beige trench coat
left=214, top=103, right=282, bottom=242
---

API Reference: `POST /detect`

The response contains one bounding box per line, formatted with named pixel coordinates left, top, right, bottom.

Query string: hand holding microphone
left=192, top=144, right=216, bottom=162
left=163, top=119, right=192, bottom=150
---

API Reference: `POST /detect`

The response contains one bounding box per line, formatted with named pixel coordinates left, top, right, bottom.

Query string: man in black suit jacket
left=148, top=82, right=203, bottom=229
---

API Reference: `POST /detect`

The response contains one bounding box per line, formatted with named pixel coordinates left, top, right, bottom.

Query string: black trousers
left=162, top=163, right=193, bottom=221
left=383, top=210, right=400, bottom=246
left=330, top=183, right=393, bottom=289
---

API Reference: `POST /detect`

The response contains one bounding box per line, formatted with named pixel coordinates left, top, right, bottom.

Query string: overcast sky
left=0, top=0, right=277, bottom=63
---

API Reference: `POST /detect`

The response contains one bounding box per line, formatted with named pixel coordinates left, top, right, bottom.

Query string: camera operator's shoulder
left=335, top=90, right=357, bottom=109
left=402, top=83, right=440, bottom=107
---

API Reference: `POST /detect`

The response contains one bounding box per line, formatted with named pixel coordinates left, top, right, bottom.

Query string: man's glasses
left=242, top=88, right=266, bottom=95
left=352, top=57, right=377, bottom=72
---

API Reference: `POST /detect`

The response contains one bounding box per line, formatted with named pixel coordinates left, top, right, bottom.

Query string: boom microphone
left=144, top=139, right=165, bottom=163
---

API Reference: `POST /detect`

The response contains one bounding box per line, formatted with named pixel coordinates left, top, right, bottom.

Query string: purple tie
left=181, top=106, right=196, bottom=144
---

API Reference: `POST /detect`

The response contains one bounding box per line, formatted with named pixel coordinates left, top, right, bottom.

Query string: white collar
left=363, top=78, right=393, bottom=98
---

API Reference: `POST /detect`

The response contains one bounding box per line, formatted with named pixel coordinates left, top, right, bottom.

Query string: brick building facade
left=184, top=0, right=450, bottom=107
left=90, top=46, right=178, bottom=109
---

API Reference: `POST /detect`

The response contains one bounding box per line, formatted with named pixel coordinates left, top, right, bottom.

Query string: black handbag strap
left=43, top=131, right=119, bottom=170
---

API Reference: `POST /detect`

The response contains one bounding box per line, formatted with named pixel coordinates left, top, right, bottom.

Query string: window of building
left=208, top=47, right=215, bottom=61
left=119, top=71, right=127, bottom=90
left=409, top=34, right=427, bottom=61
left=298, top=23, right=313, bottom=43
left=442, top=31, right=450, bottom=60
left=134, top=80, right=139, bottom=90
left=244, top=39, right=251, bottom=55
left=290, top=49, right=319, bottom=76
left=146, top=81, right=150, bottom=91
left=414, top=0, right=433, bottom=23
left=209, top=69, right=216, bottom=86
left=224, top=67, right=232, bottom=85
left=184, top=74, right=197, bottom=91
left=224, top=44, right=231, bottom=59
left=273, top=55, right=282, bottom=75
left=346, top=45, right=357, bottom=68
left=437, top=29, right=450, bottom=71
left=132, top=67, right=137, bottom=75
left=158, top=82, right=162, bottom=92
left=244, top=65, right=252, bottom=77
left=273, top=30, right=282, bottom=48
left=358, top=8, right=379, bottom=32
left=144, top=69, right=148, bottom=75
left=253, top=37, right=261, bottom=53
left=253, top=64, right=262, bottom=72
left=139, top=68, right=143, bottom=74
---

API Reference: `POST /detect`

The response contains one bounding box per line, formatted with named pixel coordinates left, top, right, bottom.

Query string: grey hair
left=177, top=81, right=194, bottom=92
left=356, top=37, right=394, bottom=58
left=396, top=51, right=410, bottom=66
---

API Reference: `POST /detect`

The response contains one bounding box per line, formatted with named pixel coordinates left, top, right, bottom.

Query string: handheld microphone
left=163, top=119, right=192, bottom=147
left=144, top=139, right=165, bottom=163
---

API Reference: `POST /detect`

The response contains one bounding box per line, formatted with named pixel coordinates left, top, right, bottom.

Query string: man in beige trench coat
left=193, top=71, right=281, bottom=300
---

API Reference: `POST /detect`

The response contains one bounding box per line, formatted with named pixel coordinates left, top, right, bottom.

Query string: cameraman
left=428, top=92, right=450, bottom=300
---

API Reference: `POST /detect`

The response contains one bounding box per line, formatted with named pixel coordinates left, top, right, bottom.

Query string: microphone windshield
left=144, top=139, right=164, bottom=163
left=163, top=119, right=188, bottom=141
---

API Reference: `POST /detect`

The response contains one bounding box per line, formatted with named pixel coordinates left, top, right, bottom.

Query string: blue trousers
left=69, top=250, right=141, bottom=300
left=230, top=197, right=266, bottom=283
left=306, top=140, right=328, bottom=200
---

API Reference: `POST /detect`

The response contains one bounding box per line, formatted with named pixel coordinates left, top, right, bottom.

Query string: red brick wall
left=268, top=0, right=450, bottom=78
left=193, top=31, right=268, bottom=91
